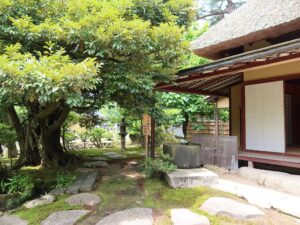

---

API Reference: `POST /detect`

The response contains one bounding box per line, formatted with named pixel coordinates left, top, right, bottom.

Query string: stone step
left=66, top=173, right=88, bottom=194
left=80, top=171, right=99, bottom=192
left=165, top=168, right=218, bottom=188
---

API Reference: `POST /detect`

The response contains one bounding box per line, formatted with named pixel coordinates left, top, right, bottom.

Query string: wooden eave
left=155, top=38, right=300, bottom=96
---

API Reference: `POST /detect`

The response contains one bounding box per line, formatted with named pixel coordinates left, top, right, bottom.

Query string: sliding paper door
left=245, top=81, right=285, bottom=153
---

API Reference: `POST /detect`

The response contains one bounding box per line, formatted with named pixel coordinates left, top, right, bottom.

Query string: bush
left=2, top=175, right=33, bottom=194
left=143, top=154, right=177, bottom=178
left=86, top=127, right=113, bottom=148
left=55, top=172, right=76, bottom=189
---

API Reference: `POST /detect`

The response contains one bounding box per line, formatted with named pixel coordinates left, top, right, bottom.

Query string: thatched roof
left=192, top=0, right=300, bottom=59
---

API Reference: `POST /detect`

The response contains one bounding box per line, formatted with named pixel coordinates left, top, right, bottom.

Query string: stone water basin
left=163, top=143, right=201, bottom=169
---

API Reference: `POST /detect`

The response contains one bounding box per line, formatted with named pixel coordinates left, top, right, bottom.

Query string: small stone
left=200, top=197, right=264, bottom=219
left=41, top=210, right=90, bottom=225
left=83, top=161, right=108, bottom=168
left=171, top=208, right=210, bottom=225
left=96, top=208, right=153, bottom=225
left=65, top=193, right=101, bottom=206
left=23, top=194, right=55, bottom=208
left=165, top=168, right=218, bottom=188
left=0, top=215, right=28, bottom=225
left=0, top=211, right=3, bottom=217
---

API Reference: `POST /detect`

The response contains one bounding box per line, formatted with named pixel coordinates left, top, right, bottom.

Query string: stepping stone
left=171, top=209, right=210, bottom=225
left=103, top=152, right=127, bottom=160
left=83, top=161, right=108, bottom=168
left=65, top=193, right=101, bottom=206
left=0, top=215, right=28, bottom=225
left=200, top=197, right=265, bottom=219
left=84, top=157, right=107, bottom=161
left=23, top=194, right=55, bottom=208
left=66, top=171, right=98, bottom=194
left=41, top=210, right=90, bottom=225
left=96, top=208, right=153, bottom=225
left=79, top=171, right=99, bottom=192
left=165, top=168, right=218, bottom=188
left=50, top=187, right=66, bottom=196
left=0, top=211, right=3, bottom=216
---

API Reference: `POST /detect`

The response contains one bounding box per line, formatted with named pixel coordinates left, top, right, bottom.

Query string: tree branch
left=36, top=102, right=60, bottom=120
left=49, top=106, right=71, bottom=133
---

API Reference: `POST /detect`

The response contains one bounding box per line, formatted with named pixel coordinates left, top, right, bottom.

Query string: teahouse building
left=156, top=0, right=300, bottom=168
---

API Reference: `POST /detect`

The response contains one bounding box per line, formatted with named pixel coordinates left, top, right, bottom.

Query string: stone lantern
left=119, top=117, right=127, bottom=150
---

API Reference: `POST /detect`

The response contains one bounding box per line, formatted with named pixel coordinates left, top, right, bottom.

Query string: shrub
left=86, top=127, right=113, bottom=148
left=55, top=172, right=76, bottom=189
left=2, top=175, right=33, bottom=194
left=143, top=154, right=177, bottom=178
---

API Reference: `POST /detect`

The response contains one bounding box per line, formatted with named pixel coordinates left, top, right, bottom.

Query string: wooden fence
left=186, top=120, right=229, bottom=142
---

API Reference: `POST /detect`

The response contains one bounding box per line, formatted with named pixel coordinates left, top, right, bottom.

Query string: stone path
left=84, top=156, right=107, bottom=161
left=65, top=193, right=101, bottom=206
left=200, top=197, right=264, bottom=219
left=103, top=152, right=127, bottom=160
left=96, top=208, right=153, bottom=225
left=171, top=208, right=210, bottom=225
left=0, top=215, right=28, bottom=225
left=41, top=210, right=90, bottom=225
left=23, top=194, right=55, bottom=208
left=165, top=168, right=218, bottom=188
left=210, top=177, right=300, bottom=218
left=83, top=161, right=108, bottom=168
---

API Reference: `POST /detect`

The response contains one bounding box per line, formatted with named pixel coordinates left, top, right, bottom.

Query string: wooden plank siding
left=186, top=120, right=229, bottom=142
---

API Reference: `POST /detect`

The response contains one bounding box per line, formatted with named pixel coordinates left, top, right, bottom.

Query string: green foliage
left=143, top=154, right=177, bottom=178
left=86, top=127, right=112, bottom=148
left=55, top=172, right=76, bottom=189
left=0, top=122, right=16, bottom=145
left=2, top=175, right=33, bottom=194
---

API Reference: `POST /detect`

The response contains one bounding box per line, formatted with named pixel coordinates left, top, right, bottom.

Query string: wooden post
left=214, top=101, right=219, bottom=136
left=150, top=117, right=155, bottom=158
left=143, top=114, right=151, bottom=158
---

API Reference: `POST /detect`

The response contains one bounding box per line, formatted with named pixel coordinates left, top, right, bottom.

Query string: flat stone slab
left=41, top=210, right=90, bottom=225
left=83, top=161, right=108, bottom=168
left=65, top=193, right=101, bottom=206
left=165, top=168, right=218, bottom=188
left=23, top=194, right=55, bottom=208
left=171, top=208, right=210, bottom=225
left=103, top=152, right=127, bottom=160
left=84, top=156, right=107, bottom=161
left=0, top=215, right=28, bottom=225
left=50, top=187, right=66, bottom=196
left=200, top=197, right=264, bottom=219
left=96, top=208, right=153, bottom=225
left=66, top=171, right=98, bottom=194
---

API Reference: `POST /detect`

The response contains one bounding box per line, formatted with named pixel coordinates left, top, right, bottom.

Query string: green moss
left=13, top=195, right=83, bottom=225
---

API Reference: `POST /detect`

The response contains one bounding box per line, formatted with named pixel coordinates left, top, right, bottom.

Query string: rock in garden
left=200, top=197, right=264, bottom=219
left=165, top=168, right=218, bottom=188
left=0, top=215, right=28, bottom=225
left=23, top=194, right=55, bottom=208
left=41, top=210, right=90, bottom=225
left=65, top=193, right=101, bottom=206
left=0, top=211, right=3, bottom=216
left=84, top=157, right=107, bottom=161
left=96, top=208, right=153, bottom=225
left=103, top=152, right=127, bottom=160
left=171, top=208, right=210, bottom=225
left=83, top=161, right=108, bottom=168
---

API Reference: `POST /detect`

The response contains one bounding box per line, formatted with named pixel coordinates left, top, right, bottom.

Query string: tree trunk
left=6, top=107, right=40, bottom=168
left=182, top=113, right=189, bottom=140
left=7, top=142, right=18, bottom=158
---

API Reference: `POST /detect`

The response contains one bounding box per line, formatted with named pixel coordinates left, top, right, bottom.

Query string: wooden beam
left=156, top=86, right=229, bottom=97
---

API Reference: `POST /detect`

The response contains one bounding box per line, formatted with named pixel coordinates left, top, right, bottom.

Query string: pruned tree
left=197, top=0, right=246, bottom=24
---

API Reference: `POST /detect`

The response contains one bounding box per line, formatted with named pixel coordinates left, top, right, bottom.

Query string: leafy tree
left=158, top=92, right=213, bottom=138
left=0, top=0, right=194, bottom=167
left=86, top=127, right=112, bottom=148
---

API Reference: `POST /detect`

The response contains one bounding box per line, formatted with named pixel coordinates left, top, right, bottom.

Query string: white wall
left=245, top=81, right=285, bottom=153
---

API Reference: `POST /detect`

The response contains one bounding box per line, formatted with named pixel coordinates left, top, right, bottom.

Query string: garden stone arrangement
left=200, top=197, right=265, bottom=219
left=103, top=152, right=127, bottom=160
left=23, top=194, right=55, bottom=208
left=96, top=208, right=153, bottom=225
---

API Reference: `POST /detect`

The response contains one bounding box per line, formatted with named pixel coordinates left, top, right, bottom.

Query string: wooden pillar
left=150, top=117, right=155, bottom=158
left=214, top=101, right=219, bottom=136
